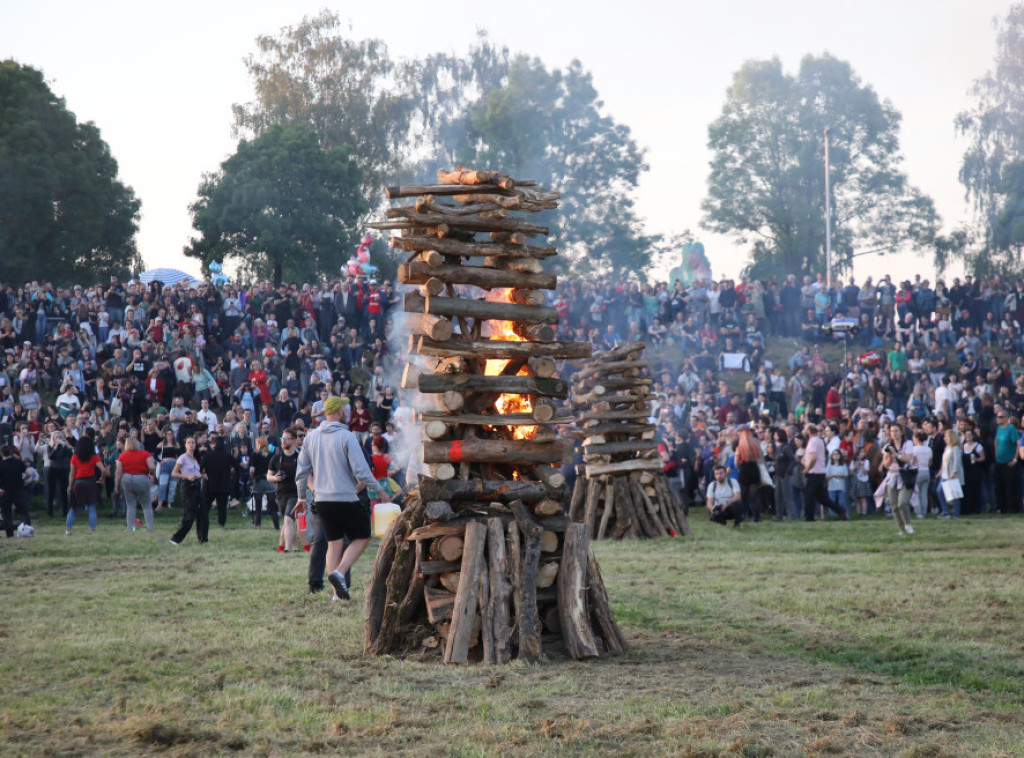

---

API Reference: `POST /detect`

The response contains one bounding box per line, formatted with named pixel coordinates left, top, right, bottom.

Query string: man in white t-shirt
left=933, top=376, right=951, bottom=418
left=706, top=465, right=743, bottom=527
left=196, top=398, right=218, bottom=434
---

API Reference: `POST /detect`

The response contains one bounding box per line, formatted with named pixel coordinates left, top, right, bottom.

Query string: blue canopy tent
left=138, top=268, right=199, bottom=286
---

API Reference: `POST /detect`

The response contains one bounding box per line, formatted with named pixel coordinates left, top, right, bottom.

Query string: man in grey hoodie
left=294, top=396, right=387, bottom=600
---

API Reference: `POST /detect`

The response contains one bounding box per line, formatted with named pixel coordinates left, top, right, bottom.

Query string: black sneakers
left=328, top=570, right=350, bottom=600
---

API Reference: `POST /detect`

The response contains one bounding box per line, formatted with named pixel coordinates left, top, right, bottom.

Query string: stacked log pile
left=568, top=343, right=692, bottom=540
left=363, top=168, right=626, bottom=663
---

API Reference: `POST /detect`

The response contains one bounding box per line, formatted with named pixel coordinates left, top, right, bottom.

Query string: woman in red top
left=248, top=360, right=271, bottom=413
left=115, top=437, right=156, bottom=532
left=66, top=436, right=108, bottom=534
left=348, top=398, right=372, bottom=436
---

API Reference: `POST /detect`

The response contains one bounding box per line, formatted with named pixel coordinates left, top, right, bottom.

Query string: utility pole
left=824, top=127, right=832, bottom=290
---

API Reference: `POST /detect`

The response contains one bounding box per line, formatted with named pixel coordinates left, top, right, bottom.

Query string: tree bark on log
left=568, top=476, right=586, bottom=522
left=399, top=261, right=556, bottom=291
left=418, top=372, right=568, bottom=399
left=596, top=478, right=615, bottom=541
left=418, top=475, right=568, bottom=505
left=583, top=439, right=659, bottom=456
left=572, top=360, right=649, bottom=382
left=558, top=523, right=599, bottom=659
left=405, top=291, right=559, bottom=326
left=417, top=409, right=573, bottom=427
left=577, top=342, right=646, bottom=368
left=423, top=438, right=572, bottom=466
left=386, top=182, right=511, bottom=199
left=404, top=313, right=454, bottom=341
left=424, top=586, right=457, bottom=624
left=386, top=208, right=548, bottom=237
left=581, top=409, right=652, bottom=423
left=444, top=521, right=488, bottom=663
left=532, top=465, right=566, bottom=489
left=587, top=548, right=628, bottom=655
left=506, top=521, right=522, bottom=649
left=511, top=500, right=543, bottom=662
left=585, top=458, right=664, bottom=477
left=487, top=519, right=513, bottom=664
left=364, top=501, right=420, bottom=654
left=392, top=235, right=556, bottom=259
left=368, top=504, right=424, bottom=655
left=414, top=335, right=591, bottom=360
left=583, top=479, right=601, bottom=537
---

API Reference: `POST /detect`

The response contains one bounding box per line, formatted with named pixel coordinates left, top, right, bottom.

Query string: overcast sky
left=3, top=0, right=1013, bottom=283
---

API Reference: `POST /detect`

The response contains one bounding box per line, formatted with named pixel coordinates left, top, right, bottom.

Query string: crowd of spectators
left=2, top=265, right=1024, bottom=538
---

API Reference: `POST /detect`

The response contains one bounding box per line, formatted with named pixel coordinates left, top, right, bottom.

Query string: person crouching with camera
left=706, top=464, right=743, bottom=527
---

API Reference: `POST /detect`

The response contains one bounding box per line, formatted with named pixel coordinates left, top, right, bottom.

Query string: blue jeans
left=830, top=489, right=849, bottom=517
left=157, top=460, right=178, bottom=504
left=66, top=504, right=97, bottom=531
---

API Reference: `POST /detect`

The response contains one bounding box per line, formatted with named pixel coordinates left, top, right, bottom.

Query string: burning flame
left=484, top=288, right=536, bottom=440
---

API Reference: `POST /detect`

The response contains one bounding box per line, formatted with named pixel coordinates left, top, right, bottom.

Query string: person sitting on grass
left=706, top=464, right=743, bottom=527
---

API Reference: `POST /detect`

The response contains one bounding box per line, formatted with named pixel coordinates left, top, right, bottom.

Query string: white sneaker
left=905, top=525, right=915, bottom=535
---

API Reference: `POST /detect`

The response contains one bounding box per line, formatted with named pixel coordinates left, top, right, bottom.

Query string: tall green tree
left=0, top=60, right=141, bottom=284
left=420, top=54, right=652, bottom=277
left=702, top=54, right=938, bottom=280
left=956, top=4, right=1024, bottom=271
left=185, top=124, right=367, bottom=286
left=232, top=10, right=414, bottom=202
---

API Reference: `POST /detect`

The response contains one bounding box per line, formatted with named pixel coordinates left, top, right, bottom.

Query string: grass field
left=3, top=506, right=1024, bottom=758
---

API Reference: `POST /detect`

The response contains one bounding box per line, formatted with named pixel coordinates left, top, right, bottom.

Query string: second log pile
left=363, top=168, right=626, bottom=663
left=568, top=343, right=692, bottom=540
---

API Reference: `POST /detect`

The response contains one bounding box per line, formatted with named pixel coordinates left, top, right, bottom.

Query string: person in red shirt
left=66, top=436, right=109, bottom=534
left=825, top=385, right=842, bottom=420
left=248, top=360, right=271, bottom=412
left=115, top=437, right=156, bottom=531
left=348, top=398, right=372, bottom=437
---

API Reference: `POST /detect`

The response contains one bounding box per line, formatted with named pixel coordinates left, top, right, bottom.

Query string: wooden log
left=656, top=475, right=692, bottom=538
left=437, top=168, right=515, bottom=188
left=614, top=476, right=639, bottom=539
left=420, top=278, right=445, bottom=296
left=596, top=478, right=615, bottom=541
left=430, top=535, right=465, bottom=563
left=574, top=377, right=653, bottom=393
left=424, top=420, right=448, bottom=440
left=407, top=523, right=466, bottom=541
left=533, top=498, right=564, bottom=517
left=393, top=235, right=556, bottom=259
left=440, top=571, right=461, bottom=594
left=417, top=373, right=568, bottom=399
left=632, top=478, right=667, bottom=538
left=509, top=289, right=547, bottom=307
left=423, top=438, right=572, bottom=466
left=533, top=465, right=566, bottom=489
left=489, top=231, right=527, bottom=244
left=536, top=561, right=559, bottom=588
left=487, top=519, right=513, bottom=664
left=580, top=422, right=656, bottom=437
left=425, top=500, right=456, bottom=522
left=577, top=342, right=646, bottom=368
left=435, top=392, right=465, bottom=414
left=397, top=539, right=427, bottom=626
left=583, top=439, right=659, bottom=456
left=582, top=479, right=601, bottom=537
left=418, top=408, right=572, bottom=427
left=568, top=476, right=586, bottom=522
left=558, top=523, right=599, bottom=659
left=420, top=559, right=462, bottom=576
left=401, top=363, right=422, bottom=390
left=585, top=459, right=664, bottom=477
left=572, top=360, right=649, bottom=382
left=581, top=409, right=651, bottom=423
left=387, top=208, right=549, bottom=237
left=511, top=500, right=543, bottom=662
left=542, top=606, right=562, bottom=635
left=479, top=551, right=495, bottom=664
left=415, top=336, right=591, bottom=361
left=404, top=291, right=559, bottom=326
left=587, top=548, right=628, bottom=655
left=399, top=261, right=556, bottom=291
left=430, top=463, right=456, bottom=481
left=506, top=521, right=522, bottom=649
left=527, top=356, right=557, bottom=378
left=484, top=257, right=544, bottom=273
left=403, top=313, right=453, bottom=341
left=512, top=323, right=555, bottom=342
left=364, top=501, right=420, bottom=654
left=386, top=182, right=510, bottom=198
left=369, top=507, right=423, bottom=655
left=627, top=476, right=661, bottom=539
left=418, top=475, right=568, bottom=505
left=540, top=530, right=559, bottom=553
left=425, top=586, right=457, bottom=624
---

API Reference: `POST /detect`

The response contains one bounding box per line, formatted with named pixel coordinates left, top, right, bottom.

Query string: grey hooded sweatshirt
left=295, top=421, right=378, bottom=503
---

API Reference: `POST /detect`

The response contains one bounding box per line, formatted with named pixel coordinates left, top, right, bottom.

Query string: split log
left=417, top=409, right=573, bottom=427
left=583, top=439, right=659, bottom=456
left=392, top=235, right=557, bottom=260
left=587, top=548, right=628, bottom=655
left=487, top=519, right=513, bottom=664
left=368, top=508, right=423, bottom=655
left=440, top=571, right=461, bottom=594
left=407, top=523, right=466, bottom=541
left=418, top=475, right=568, bottom=505
left=387, top=209, right=549, bottom=237
left=404, top=313, right=453, bottom=341
left=423, top=438, right=572, bottom=466
left=417, top=373, right=568, bottom=399
left=479, top=553, right=494, bottom=664
left=430, top=535, right=465, bottom=562
left=596, top=478, right=615, bottom=541
left=568, top=476, right=586, bottom=522
left=397, top=540, right=427, bottom=626
left=506, top=521, right=522, bottom=649
left=404, top=291, right=558, bottom=326
left=533, top=465, right=566, bottom=489
left=364, top=501, right=421, bottom=654
left=398, top=261, right=557, bottom=291
left=511, top=500, right=543, bottom=662
left=558, top=523, right=599, bottom=659
left=572, top=360, right=649, bottom=382
left=425, top=586, right=457, bottom=624
left=536, top=561, right=559, bottom=588
left=420, top=559, right=462, bottom=576
left=414, top=336, right=591, bottom=360
left=656, top=475, right=692, bottom=538
left=612, top=477, right=638, bottom=539
left=540, top=530, right=559, bottom=553
left=582, top=479, right=602, bottom=537
left=632, top=478, right=668, bottom=538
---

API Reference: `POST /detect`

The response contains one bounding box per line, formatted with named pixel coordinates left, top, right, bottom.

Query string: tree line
left=5, top=6, right=1024, bottom=285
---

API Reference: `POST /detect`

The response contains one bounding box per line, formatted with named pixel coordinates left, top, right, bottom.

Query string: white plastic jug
left=373, top=502, right=401, bottom=538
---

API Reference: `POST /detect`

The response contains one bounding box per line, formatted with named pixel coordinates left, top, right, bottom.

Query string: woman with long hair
left=155, top=428, right=180, bottom=510
left=169, top=436, right=206, bottom=545
left=66, top=435, right=108, bottom=535
left=734, top=428, right=765, bottom=522
left=249, top=436, right=278, bottom=530
left=961, top=425, right=985, bottom=515
left=881, top=423, right=916, bottom=536
left=940, top=429, right=964, bottom=519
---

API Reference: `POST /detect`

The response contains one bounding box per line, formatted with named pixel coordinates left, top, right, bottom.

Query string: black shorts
left=314, top=500, right=370, bottom=542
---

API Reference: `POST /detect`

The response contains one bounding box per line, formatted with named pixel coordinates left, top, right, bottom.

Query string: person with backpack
left=705, top=464, right=743, bottom=527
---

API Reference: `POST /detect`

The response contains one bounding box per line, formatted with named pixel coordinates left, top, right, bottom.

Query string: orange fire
left=484, top=289, right=536, bottom=440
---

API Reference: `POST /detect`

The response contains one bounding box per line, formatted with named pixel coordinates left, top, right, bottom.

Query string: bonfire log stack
left=363, top=168, right=626, bottom=663
left=569, top=344, right=692, bottom=540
